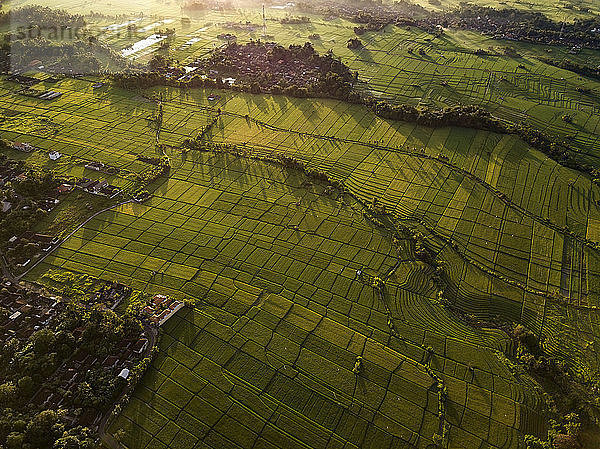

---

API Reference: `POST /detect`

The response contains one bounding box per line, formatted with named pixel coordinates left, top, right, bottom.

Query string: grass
left=32, top=190, right=115, bottom=238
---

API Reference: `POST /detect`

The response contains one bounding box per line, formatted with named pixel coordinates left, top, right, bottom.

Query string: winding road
left=13, top=199, right=135, bottom=282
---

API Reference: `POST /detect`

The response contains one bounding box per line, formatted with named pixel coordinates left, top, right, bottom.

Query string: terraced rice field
left=9, top=72, right=597, bottom=447
left=4, top=2, right=600, bottom=447
left=30, top=153, right=547, bottom=448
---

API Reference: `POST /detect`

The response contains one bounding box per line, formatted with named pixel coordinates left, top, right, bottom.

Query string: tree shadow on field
left=339, top=105, right=363, bottom=130
left=210, top=150, right=253, bottom=194
left=243, top=92, right=272, bottom=117
left=354, top=47, right=375, bottom=64
left=272, top=94, right=290, bottom=112
left=356, top=375, right=367, bottom=396
left=81, top=208, right=116, bottom=242
left=432, top=34, right=456, bottom=50
left=299, top=97, right=318, bottom=121
left=184, top=150, right=213, bottom=182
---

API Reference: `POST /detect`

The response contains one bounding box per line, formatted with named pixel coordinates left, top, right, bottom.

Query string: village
left=1, top=145, right=122, bottom=274
left=0, top=276, right=185, bottom=433
left=297, top=0, right=600, bottom=49
left=191, top=40, right=356, bottom=96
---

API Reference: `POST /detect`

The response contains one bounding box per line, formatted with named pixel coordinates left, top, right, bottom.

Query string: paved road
left=15, top=199, right=134, bottom=281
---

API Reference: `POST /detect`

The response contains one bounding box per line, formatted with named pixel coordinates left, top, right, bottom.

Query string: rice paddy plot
left=29, top=152, right=550, bottom=448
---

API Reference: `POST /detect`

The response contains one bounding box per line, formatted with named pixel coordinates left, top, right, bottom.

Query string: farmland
left=9, top=75, right=600, bottom=446
left=1, top=0, right=600, bottom=448
left=32, top=152, right=548, bottom=448
left=4, top=0, right=599, bottom=165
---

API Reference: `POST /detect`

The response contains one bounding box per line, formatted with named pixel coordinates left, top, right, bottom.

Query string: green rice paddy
left=3, top=1, right=600, bottom=447
left=33, top=153, right=548, bottom=448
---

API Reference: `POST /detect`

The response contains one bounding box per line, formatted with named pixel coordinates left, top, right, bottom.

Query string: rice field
left=5, top=70, right=599, bottom=378
left=6, top=1, right=600, bottom=162
left=6, top=75, right=597, bottom=446
left=4, top=2, right=600, bottom=447
left=29, top=152, right=548, bottom=448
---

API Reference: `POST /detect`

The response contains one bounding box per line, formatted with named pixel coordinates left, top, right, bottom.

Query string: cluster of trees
left=8, top=36, right=130, bottom=75
left=365, top=101, right=600, bottom=185
left=366, top=102, right=505, bottom=132
left=111, top=71, right=172, bottom=90
left=182, top=1, right=208, bottom=11
left=354, top=23, right=386, bottom=35
left=0, top=6, right=85, bottom=29
left=280, top=16, right=311, bottom=24
left=0, top=6, right=131, bottom=75
left=59, top=302, right=143, bottom=357
left=299, top=0, right=600, bottom=49
left=1, top=328, right=76, bottom=402
left=73, top=368, right=125, bottom=409
left=445, top=4, right=600, bottom=49
left=0, top=295, right=144, bottom=447
left=0, top=157, right=59, bottom=246
left=114, top=41, right=359, bottom=102
left=347, top=38, right=363, bottom=49
left=514, top=326, right=594, bottom=449
left=0, top=410, right=94, bottom=449
left=202, top=41, right=357, bottom=96
left=133, top=155, right=171, bottom=189
left=0, top=302, right=140, bottom=407
left=539, top=57, right=600, bottom=82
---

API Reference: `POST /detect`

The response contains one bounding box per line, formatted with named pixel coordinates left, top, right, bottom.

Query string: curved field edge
left=27, top=152, right=550, bottom=448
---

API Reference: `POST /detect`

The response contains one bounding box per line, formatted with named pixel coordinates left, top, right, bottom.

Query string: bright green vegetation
left=6, top=2, right=599, bottom=165
left=36, top=6, right=597, bottom=164
left=34, top=153, right=545, bottom=448
left=335, top=27, right=600, bottom=165
left=4, top=1, right=600, bottom=447
left=15, top=76, right=600, bottom=446
left=3, top=70, right=600, bottom=448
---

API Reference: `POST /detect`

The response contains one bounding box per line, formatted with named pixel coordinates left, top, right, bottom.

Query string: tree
left=6, top=431, right=24, bottom=449
left=54, top=435, right=81, bottom=449
left=26, top=410, right=63, bottom=448
left=17, top=377, right=34, bottom=398
left=0, top=382, right=17, bottom=407
left=148, top=54, right=171, bottom=71
left=31, top=328, right=56, bottom=355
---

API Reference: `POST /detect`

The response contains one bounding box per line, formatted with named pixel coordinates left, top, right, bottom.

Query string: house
left=102, top=355, right=119, bottom=367
left=17, top=259, right=31, bottom=268
left=57, top=184, right=73, bottom=194
left=118, top=368, right=130, bottom=379
left=12, top=142, right=34, bottom=152
left=143, top=305, right=154, bottom=315
left=99, top=184, right=120, bottom=198
left=49, top=151, right=61, bottom=161
left=92, top=180, right=108, bottom=194
left=33, top=234, right=54, bottom=244
left=132, top=339, right=148, bottom=355
left=79, top=179, right=97, bottom=190
left=1, top=200, right=11, bottom=212
left=153, top=294, right=167, bottom=306
left=85, top=161, right=105, bottom=171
